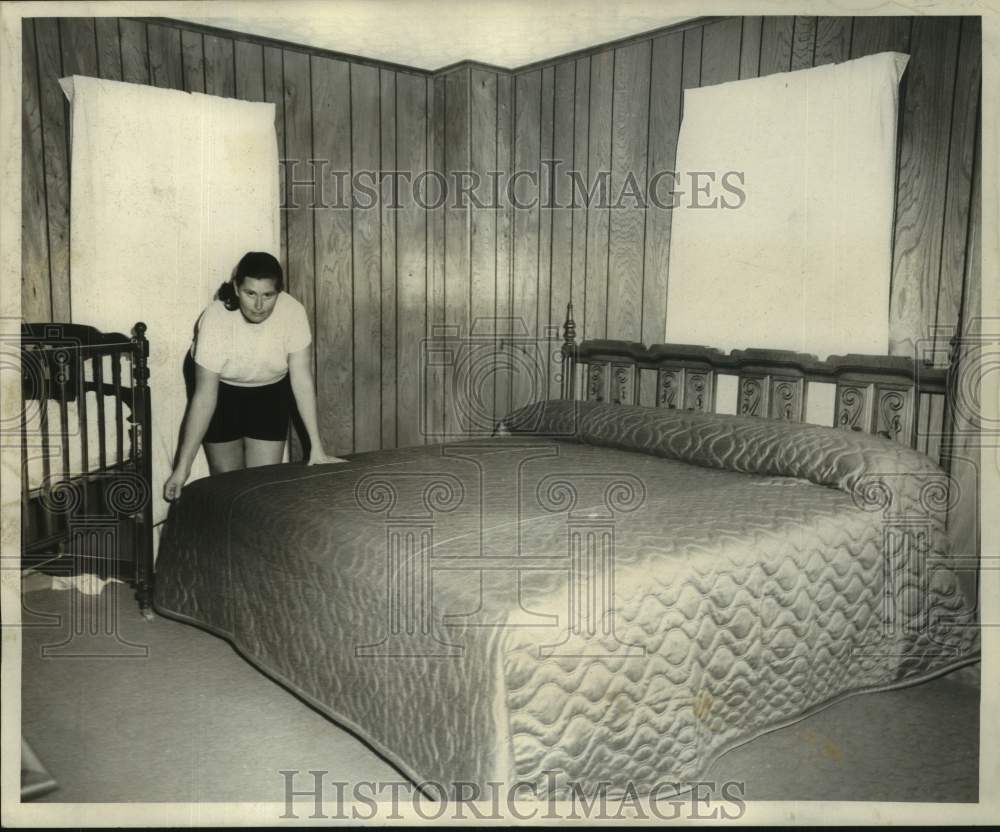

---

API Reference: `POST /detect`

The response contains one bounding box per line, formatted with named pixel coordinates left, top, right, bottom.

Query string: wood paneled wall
left=22, top=16, right=982, bottom=460
left=503, top=15, right=981, bottom=367
left=21, top=17, right=432, bottom=455
left=428, top=16, right=981, bottom=440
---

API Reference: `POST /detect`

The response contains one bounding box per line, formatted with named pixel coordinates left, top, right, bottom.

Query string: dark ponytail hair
left=216, top=251, right=284, bottom=311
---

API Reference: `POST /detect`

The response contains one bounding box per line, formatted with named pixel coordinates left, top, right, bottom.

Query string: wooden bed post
left=131, top=321, right=154, bottom=613
left=561, top=302, right=577, bottom=400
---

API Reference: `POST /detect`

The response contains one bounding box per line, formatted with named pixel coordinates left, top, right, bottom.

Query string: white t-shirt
left=191, top=292, right=311, bottom=386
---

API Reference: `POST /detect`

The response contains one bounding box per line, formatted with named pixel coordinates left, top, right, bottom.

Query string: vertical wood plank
left=570, top=58, right=590, bottom=358
left=283, top=50, right=312, bottom=462
left=379, top=69, right=398, bottom=449
left=119, top=18, right=149, bottom=84
left=94, top=18, right=122, bottom=81
left=470, top=68, right=498, bottom=426
left=759, top=16, right=794, bottom=76
left=548, top=61, right=576, bottom=399
left=262, top=47, right=287, bottom=277
left=583, top=52, right=612, bottom=343
left=311, top=56, right=353, bottom=457
left=642, top=32, right=683, bottom=403
left=888, top=17, right=961, bottom=358
left=813, top=17, right=852, bottom=66
left=426, top=75, right=447, bottom=441
left=960, top=129, right=981, bottom=335
left=351, top=64, right=382, bottom=452
left=606, top=41, right=650, bottom=345
left=945, top=109, right=980, bottom=563
left=22, top=19, right=51, bottom=322
left=35, top=19, right=71, bottom=322
left=790, top=16, right=816, bottom=71
left=681, top=26, right=702, bottom=99
left=494, top=72, right=514, bottom=421
left=283, top=49, right=316, bottom=454
left=443, top=69, right=470, bottom=434
left=234, top=40, right=265, bottom=101
left=700, top=17, right=741, bottom=87
left=60, top=17, right=98, bottom=77
left=147, top=22, right=183, bottom=90
left=739, top=17, right=762, bottom=79
left=204, top=34, right=235, bottom=98
left=850, top=16, right=911, bottom=58
left=283, top=49, right=314, bottom=318
left=56, top=12, right=99, bottom=342
left=536, top=66, right=555, bottom=397
left=180, top=29, right=205, bottom=93
left=512, top=69, right=541, bottom=409
left=935, top=17, right=981, bottom=365
left=396, top=72, right=428, bottom=447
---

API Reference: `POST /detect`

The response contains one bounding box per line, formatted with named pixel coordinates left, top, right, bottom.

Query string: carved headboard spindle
left=738, top=375, right=768, bottom=418
left=874, top=383, right=916, bottom=446
left=657, top=368, right=682, bottom=408
left=766, top=375, right=807, bottom=421
left=834, top=382, right=873, bottom=432
left=557, top=303, right=946, bottom=459
left=684, top=369, right=713, bottom=412
left=611, top=363, right=638, bottom=405
left=587, top=362, right=608, bottom=402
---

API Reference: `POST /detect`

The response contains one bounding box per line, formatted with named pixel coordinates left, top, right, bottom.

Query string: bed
left=20, top=322, right=154, bottom=612
left=151, top=306, right=979, bottom=798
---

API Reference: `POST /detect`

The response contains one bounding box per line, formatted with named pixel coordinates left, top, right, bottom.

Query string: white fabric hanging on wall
left=664, top=52, right=909, bottom=359
left=61, top=75, right=280, bottom=555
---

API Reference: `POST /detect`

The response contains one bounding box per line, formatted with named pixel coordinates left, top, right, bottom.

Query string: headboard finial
left=561, top=302, right=577, bottom=399
left=563, top=302, right=576, bottom=343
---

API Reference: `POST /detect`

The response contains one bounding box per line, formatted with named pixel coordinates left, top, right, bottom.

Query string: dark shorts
left=204, top=376, right=291, bottom=443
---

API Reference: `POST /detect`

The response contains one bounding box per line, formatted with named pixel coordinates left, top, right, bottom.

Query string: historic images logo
left=279, top=770, right=748, bottom=821
left=281, top=160, right=747, bottom=211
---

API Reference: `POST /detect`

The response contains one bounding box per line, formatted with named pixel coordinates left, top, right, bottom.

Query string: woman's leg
left=244, top=438, right=285, bottom=468
left=204, top=439, right=245, bottom=474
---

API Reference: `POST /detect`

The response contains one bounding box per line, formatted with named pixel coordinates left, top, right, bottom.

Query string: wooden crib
left=19, top=321, right=154, bottom=612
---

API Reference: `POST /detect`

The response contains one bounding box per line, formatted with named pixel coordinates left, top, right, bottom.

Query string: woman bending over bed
left=164, top=251, right=344, bottom=500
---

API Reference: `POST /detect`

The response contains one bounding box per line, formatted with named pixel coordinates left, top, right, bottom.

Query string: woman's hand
left=163, top=466, right=190, bottom=501
left=308, top=448, right=348, bottom=466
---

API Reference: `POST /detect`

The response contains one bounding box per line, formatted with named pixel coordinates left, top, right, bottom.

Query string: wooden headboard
left=557, top=304, right=951, bottom=461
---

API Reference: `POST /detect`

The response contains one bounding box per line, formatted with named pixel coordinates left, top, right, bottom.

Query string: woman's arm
left=164, top=364, right=220, bottom=500
left=288, top=346, right=346, bottom=465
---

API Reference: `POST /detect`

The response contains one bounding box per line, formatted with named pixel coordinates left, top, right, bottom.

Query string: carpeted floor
left=19, top=583, right=980, bottom=804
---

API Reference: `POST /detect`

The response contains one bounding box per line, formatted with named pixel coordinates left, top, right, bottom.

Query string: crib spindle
left=112, top=353, right=124, bottom=466
left=77, top=353, right=90, bottom=476
left=93, top=353, right=107, bottom=471
left=55, top=350, right=71, bottom=483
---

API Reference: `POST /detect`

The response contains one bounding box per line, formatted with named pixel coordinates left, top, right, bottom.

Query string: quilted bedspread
left=153, top=401, right=979, bottom=798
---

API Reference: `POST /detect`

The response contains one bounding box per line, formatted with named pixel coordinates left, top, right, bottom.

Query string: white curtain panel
left=61, top=75, right=280, bottom=553
left=665, top=52, right=909, bottom=358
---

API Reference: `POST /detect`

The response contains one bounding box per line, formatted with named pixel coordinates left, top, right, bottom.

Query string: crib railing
left=20, top=322, right=153, bottom=611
